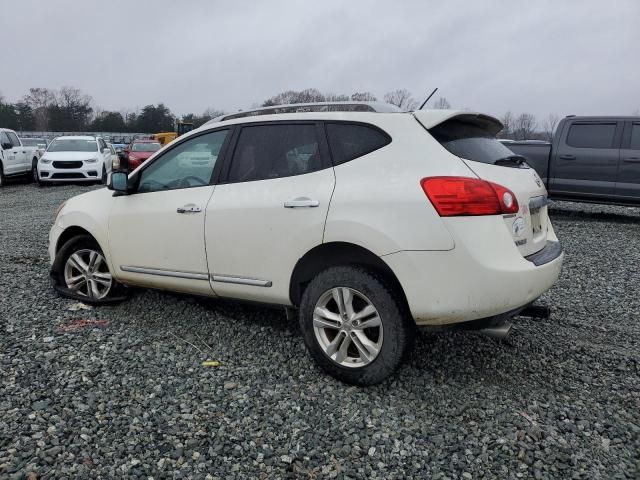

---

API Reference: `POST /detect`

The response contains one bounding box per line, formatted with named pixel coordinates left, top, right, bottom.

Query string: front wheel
left=299, top=266, right=413, bottom=386
left=30, top=159, right=39, bottom=183
left=53, top=235, right=123, bottom=303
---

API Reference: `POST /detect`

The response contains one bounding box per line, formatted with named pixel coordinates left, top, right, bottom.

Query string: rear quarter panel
left=324, top=115, right=475, bottom=255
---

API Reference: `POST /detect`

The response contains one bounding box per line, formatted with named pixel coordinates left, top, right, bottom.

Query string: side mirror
left=107, top=171, right=129, bottom=194
left=103, top=147, right=111, bottom=155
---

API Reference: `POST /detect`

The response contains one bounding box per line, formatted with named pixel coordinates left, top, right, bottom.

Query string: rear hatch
left=415, top=111, right=550, bottom=257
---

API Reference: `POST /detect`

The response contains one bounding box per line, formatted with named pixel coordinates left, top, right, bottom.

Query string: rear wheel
left=53, top=235, right=122, bottom=302
left=101, top=165, right=107, bottom=185
left=0, top=162, right=5, bottom=187
left=299, top=266, right=413, bottom=386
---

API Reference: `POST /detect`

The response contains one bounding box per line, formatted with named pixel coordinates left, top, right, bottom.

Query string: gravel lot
left=1, top=182, right=638, bottom=479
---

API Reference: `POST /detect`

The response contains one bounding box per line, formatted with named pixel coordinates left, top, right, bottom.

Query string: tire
left=29, top=158, right=38, bottom=183
left=52, top=234, right=123, bottom=304
left=101, top=165, right=107, bottom=185
left=299, top=266, right=414, bottom=386
left=0, top=162, right=4, bottom=188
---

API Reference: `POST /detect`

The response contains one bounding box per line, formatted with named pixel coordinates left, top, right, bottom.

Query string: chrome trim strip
left=120, top=265, right=209, bottom=281
left=211, top=274, right=272, bottom=287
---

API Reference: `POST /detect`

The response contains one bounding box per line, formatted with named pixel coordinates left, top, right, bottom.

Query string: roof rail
left=207, top=101, right=401, bottom=124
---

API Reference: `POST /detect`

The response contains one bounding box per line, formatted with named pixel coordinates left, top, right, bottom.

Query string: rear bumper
left=525, top=240, right=562, bottom=266
left=383, top=217, right=563, bottom=326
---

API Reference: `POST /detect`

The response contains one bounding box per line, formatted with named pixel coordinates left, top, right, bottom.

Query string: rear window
left=566, top=123, right=616, bottom=149
left=430, top=119, right=521, bottom=166
left=326, top=123, right=390, bottom=165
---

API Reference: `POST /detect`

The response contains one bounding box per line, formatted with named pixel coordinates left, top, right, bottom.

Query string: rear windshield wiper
left=493, top=155, right=528, bottom=167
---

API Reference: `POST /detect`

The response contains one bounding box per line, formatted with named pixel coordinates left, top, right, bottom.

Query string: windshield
left=21, top=138, right=46, bottom=147
left=48, top=139, right=98, bottom=152
left=132, top=142, right=161, bottom=152
left=430, top=119, right=525, bottom=166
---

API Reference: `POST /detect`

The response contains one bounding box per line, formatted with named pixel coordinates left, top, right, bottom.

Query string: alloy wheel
left=313, top=287, right=383, bottom=368
left=63, top=249, right=113, bottom=299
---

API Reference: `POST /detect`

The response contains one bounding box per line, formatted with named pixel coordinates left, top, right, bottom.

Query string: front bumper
left=38, top=162, right=101, bottom=182
left=383, top=216, right=564, bottom=326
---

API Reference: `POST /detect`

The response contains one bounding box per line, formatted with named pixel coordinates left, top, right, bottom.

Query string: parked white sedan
left=47, top=102, right=563, bottom=385
left=37, top=135, right=112, bottom=185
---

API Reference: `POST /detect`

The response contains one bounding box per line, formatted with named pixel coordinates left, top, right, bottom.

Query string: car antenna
left=419, top=88, right=438, bottom=110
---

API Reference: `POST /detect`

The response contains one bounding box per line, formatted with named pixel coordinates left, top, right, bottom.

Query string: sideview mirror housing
left=103, top=147, right=111, bottom=155
left=107, top=171, right=130, bottom=195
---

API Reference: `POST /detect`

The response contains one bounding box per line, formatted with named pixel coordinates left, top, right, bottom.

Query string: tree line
left=0, top=87, right=224, bottom=133
left=0, top=85, right=562, bottom=140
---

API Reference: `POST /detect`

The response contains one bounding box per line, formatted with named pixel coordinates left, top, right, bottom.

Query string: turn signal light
left=421, top=176, right=519, bottom=216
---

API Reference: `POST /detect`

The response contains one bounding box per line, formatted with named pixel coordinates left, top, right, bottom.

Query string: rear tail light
left=421, top=176, right=519, bottom=216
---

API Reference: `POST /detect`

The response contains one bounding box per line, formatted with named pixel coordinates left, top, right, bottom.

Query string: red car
left=124, top=140, right=162, bottom=171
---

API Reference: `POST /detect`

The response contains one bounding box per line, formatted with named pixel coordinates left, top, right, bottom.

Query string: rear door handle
left=559, top=154, right=576, bottom=160
left=177, top=204, right=202, bottom=214
left=623, top=157, right=640, bottom=163
left=284, top=197, right=319, bottom=208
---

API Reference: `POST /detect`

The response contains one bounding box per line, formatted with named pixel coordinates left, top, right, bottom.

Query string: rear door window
left=566, top=123, right=616, bottom=149
left=325, top=123, right=390, bottom=165
left=629, top=123, right=640, bottom=150
left=227, top=124, right=323, bottom=182
left=429, top=118, right=523, bottom=166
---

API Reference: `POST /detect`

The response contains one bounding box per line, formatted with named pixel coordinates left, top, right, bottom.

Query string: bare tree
left=384, top=89, right=417, bottom=110
left=542, top=113, right=560, bottom=141
left=514, top=113, right=538, bottom=140
left=432, top=97, right=451, bottom=109
left=23, top=87, right=55, bottom=130
left=498, top=111, right=514, bottom=138
left=262, top=88, right=326, bottom=106
left=203, top=107, right=225, bottom=118
left=325, top=93, right=350, bottom=102
left=350, top=92, right=377, bottom=102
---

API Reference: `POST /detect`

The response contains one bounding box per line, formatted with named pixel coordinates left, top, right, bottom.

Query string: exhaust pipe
left=478, top=320, right=512, bottom=339
left=519, top=304, right=551, bottom=320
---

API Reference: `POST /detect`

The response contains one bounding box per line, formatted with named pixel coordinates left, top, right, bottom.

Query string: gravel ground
left=1, top=182, right=638, bottom=479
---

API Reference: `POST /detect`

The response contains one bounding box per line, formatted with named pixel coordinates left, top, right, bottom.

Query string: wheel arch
left=289, top=241, right=409, bottom=311
left=55, top=225, right=104, bottom=257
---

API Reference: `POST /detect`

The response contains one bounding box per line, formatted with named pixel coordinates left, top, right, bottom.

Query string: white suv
left=48, top=103, right=563, bottom=385
left=38, top=135, right=112, bottom=185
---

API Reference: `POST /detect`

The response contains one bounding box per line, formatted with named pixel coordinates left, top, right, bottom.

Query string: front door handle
left=284, top=197, right=320, bottom=208
left=177, top=204, right=202, bottom=214
left=623, top=157, right=640, bottom=163
left=559, top=154, right=576, bottom=160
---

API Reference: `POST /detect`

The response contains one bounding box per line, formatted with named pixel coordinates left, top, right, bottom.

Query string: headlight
left=54, top=202, right=66, bottom=220
left=40, top=157, right=51, bottom=163
left=85, top=158, right=98, bottom=163
left=113, top=157, right=120, bottom=170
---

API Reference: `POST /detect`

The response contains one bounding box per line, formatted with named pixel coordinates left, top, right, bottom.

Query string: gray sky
left=1, top=0, right=638, bottom=119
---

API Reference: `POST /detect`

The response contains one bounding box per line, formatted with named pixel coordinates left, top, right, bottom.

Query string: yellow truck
left=153, top=122, right=195, bottom=146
